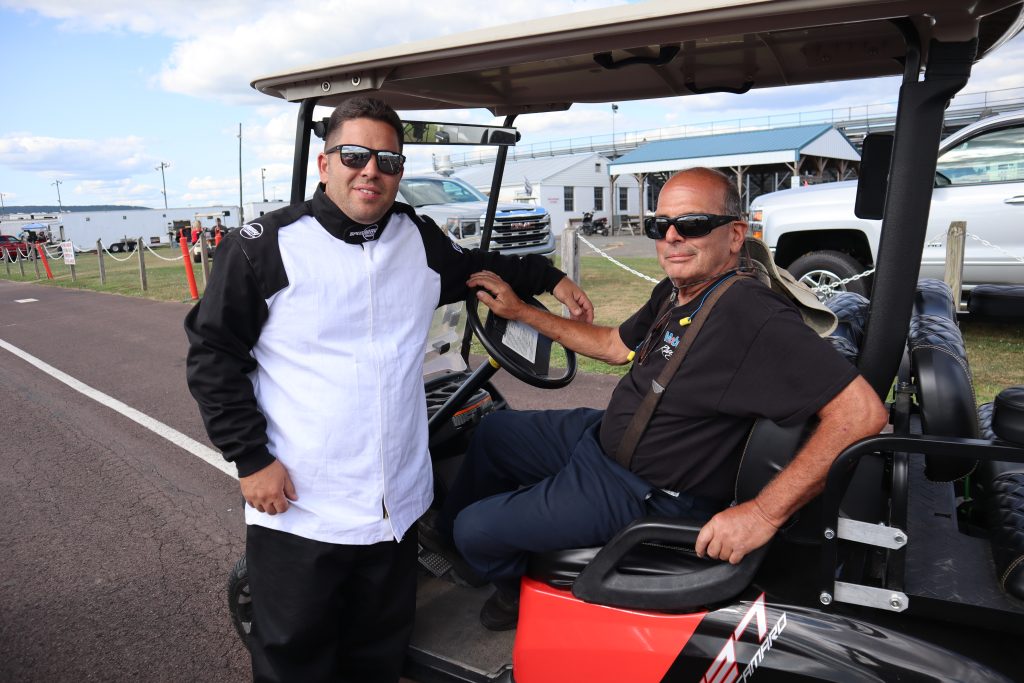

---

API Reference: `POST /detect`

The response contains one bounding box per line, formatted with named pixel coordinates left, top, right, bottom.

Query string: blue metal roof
left=610, top=124, right=835, bottom=165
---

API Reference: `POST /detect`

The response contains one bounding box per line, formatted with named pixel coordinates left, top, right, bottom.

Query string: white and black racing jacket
left=185, top=185, right=564, bottom=545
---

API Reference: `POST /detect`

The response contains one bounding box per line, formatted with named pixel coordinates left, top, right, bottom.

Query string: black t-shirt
left=598, top=275, right=858, bottom=503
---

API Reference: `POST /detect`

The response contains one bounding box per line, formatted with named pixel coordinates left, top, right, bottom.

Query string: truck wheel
left=110, top=243, right=122, bottom=253
left=227, top=553, right=252, bottom=649
left=788, top=250, right=869, bottom=300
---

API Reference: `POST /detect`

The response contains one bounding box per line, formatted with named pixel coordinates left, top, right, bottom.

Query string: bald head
left=657, top=168, right=740, bottom=218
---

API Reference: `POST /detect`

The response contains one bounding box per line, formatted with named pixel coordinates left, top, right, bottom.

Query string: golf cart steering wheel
left=466, top=290, right=577, bottom=389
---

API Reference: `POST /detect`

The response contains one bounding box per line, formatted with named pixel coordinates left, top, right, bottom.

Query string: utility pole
left=261, top=168, right=267, bottom=202
left=52, top=180, right=63, bottom=212
left=238, top=123, right=244, bottom=226
left=155, top=162, right=170, bottom=209
left=0, top=192, right=6, bottom=217
left=611, top=103, right=619, bottom=154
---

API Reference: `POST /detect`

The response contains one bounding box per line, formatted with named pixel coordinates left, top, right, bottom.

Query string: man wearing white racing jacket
left=184, top=96, right=593, bottom=683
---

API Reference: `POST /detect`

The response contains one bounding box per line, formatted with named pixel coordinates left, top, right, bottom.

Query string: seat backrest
left=736, top=417, right=887, bottom=544
left=908, top=279, right=978, bottom=481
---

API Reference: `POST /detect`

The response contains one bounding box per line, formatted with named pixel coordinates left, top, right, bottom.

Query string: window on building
left=594, top=163, right=601, bottom=173
left=618, top=187, right=628, bottom=212
left=593, top=187, right=603, bottom=211
left=564, top=186, right=575, bottom=212
left=85, top=217, right=90, bottom=222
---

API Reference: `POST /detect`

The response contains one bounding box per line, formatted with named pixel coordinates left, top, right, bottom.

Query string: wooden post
left=97, top=240, right=106, bottom=285
left=943, top=221, right=967, bottom=311
left=137, top=236, right=148, bottom=291
left=198, top=232, right=211, bottom=285
left=18, top=251, right=25, bottom=277
left=560, top=227, right=580, bottom=318
left=3, top=251, right=9, bottom=275
left=33, top=249, right=40, bottom=279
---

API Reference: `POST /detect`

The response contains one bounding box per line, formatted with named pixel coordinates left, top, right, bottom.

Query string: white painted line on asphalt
left=0, top=337, right=238, bottom=481
left=14, top=299, right=39, bottom=303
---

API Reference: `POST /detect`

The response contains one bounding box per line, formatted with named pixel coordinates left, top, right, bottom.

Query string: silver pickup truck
left=398, top=175, right=555, bottom=258
left=750, top=109, right=1024, bottom=297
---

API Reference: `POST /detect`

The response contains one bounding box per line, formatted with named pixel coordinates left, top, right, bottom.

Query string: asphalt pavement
left=0, top=279, right=621, bottom=682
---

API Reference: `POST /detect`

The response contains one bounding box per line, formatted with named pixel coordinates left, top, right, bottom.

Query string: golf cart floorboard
left=903, top=454, right=1024, bottom=630
left=409, top=575, right=514, bottom=680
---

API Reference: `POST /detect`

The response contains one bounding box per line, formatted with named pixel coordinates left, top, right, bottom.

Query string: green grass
left=0, top=245, right=207, bottom=303
left=4, top=249, right=1020, bottom=403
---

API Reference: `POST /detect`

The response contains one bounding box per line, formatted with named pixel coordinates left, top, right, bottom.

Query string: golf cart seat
left=825, top=291, right=870, bottom=365
left=525, top=417, right=801, bottom=611
left=976, top=386, right=1024, bottom=600
left=907, top=279, right=978, bottom=482
left=527, top=414, right=887, bottom=611
left=969, top=284, right=1024, bottom=320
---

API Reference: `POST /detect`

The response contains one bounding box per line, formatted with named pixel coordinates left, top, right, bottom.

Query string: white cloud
left=0, top=134, right=156, bottom=179
left=5, top=0, right=629, bottom=103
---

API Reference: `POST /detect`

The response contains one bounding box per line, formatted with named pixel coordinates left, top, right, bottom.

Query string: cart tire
left=227, top=553, right=252, bottom=649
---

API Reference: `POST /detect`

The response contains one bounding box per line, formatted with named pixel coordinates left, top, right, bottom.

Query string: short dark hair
left=325, top=97, right=404, bottom=152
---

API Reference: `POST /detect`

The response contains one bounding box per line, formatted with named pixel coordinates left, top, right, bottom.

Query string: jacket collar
left=311, top=183, right=394, bottom=244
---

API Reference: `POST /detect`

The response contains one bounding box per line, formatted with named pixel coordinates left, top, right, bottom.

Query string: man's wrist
left=752, top=498, right=783, bottom=529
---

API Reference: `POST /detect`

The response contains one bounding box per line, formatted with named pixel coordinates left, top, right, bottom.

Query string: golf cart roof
left=252, top=0, right=1024, bottom=115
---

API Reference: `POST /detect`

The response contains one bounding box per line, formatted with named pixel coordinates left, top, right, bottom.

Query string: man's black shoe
left=417, top=511, right=486, bottom=587
left=480, top=587, right=520, bottom=631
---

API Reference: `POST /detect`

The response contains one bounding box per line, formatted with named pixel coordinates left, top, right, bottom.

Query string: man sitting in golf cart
left=423, top=167, right=888, bottom=630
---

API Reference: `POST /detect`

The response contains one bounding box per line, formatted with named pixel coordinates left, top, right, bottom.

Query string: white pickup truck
left=398, top=175, right=555, bottom=258
left=750, top=109, right=1024, bottom=297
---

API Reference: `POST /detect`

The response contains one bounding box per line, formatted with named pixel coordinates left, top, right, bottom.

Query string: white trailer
left=54, top=205, right=239, bottom=251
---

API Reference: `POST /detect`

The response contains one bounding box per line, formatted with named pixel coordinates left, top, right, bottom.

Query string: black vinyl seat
left=907, top=279, right=978, bottom=482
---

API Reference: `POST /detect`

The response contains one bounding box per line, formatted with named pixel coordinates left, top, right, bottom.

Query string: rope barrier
left=143, top=241, right=184, bottom=261
left=101, top=245, right=136, bottom=262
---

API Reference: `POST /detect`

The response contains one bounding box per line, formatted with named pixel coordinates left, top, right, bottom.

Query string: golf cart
left=230, top=1, right=1024, bottom=681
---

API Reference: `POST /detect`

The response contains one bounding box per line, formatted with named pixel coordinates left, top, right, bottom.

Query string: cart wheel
left=227, top=553, right=252, bottom=649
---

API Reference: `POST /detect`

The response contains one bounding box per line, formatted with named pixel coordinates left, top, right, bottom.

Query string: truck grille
left=489, top=210, right=550, bottom=250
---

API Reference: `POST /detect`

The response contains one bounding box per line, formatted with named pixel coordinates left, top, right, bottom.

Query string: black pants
left=245, top=524, right=417, bottom=683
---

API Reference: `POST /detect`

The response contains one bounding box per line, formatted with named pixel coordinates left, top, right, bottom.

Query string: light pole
left=155, top=162, right=170, bottom=209
left=261, top=168, right=267, bottom=203
left=238, top=123, right=244, bottom=226
left=52, top=180, right=63, bottom=212
left=0, top=192, right=6, bottom=217
left=611, top=103, right=619, bottom=153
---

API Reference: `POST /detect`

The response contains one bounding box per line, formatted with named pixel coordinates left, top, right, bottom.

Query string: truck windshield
left=399, top=178, right=487, bottom=207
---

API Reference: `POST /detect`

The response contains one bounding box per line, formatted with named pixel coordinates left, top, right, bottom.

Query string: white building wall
left=466, top=165, right=640, bottom=234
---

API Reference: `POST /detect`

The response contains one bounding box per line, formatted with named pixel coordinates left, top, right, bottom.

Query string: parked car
left=397, top=175, right=555, bottom=257
left=0, top=234, right=32, bottom=260
left=750, top=109, right=1024, bottom=297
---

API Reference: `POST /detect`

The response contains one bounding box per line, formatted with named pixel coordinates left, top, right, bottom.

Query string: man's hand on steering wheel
left=467, top=271, right=594, bottom=323
left=467, top=271, right=529, bottom=319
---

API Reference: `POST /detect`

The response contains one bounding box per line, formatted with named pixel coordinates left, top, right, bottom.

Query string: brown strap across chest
left=613, top=274, right=746, bottom=471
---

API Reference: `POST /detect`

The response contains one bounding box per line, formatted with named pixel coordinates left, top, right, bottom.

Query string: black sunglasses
left=326, top=144, right=406, bottom=176
left=644, top=213, right=738, bottom=240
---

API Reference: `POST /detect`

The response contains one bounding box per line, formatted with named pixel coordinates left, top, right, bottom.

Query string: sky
left=1, top=0, right=1023, bottom=210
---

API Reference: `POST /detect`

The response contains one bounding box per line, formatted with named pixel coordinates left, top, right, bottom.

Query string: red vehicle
left=0, top=234, right=33, bottom=260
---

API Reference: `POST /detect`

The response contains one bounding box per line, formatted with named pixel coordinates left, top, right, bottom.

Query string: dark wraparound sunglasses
left=644, top=213, right=739, bottom=240
left=326, top=144, right=406, bottom=176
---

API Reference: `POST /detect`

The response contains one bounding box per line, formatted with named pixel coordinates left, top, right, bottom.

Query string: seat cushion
left=527, top=542, right=720, bottom=589
left=969, top=285, right=1024, bottom=320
